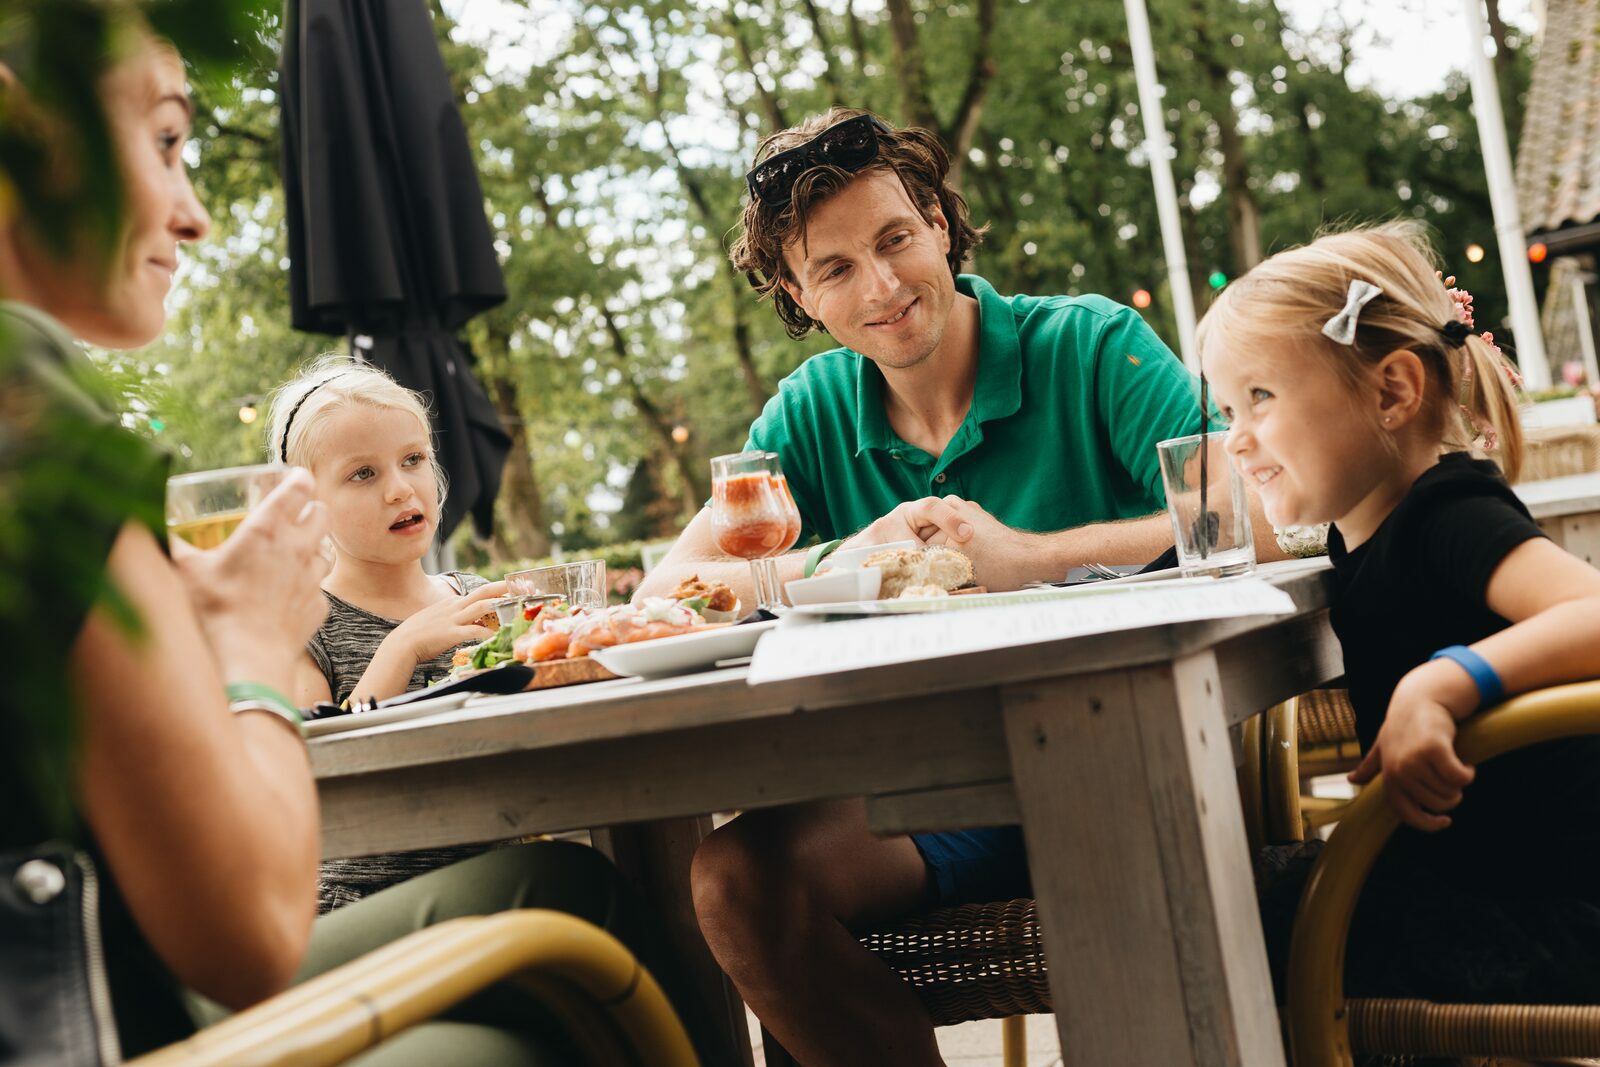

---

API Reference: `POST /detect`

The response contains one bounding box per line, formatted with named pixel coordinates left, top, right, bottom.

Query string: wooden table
left=309, top=559, right=1342, bottom=1066
left=1518, top=471, right=1600, bottom=565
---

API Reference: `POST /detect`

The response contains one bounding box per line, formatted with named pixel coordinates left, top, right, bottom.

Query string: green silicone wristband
left=803, top=539, right=844, bottom=578
left=224, top=681, right=304, bottom=725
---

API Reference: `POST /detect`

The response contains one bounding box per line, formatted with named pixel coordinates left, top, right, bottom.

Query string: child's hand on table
left=1349, top=678, right=1477, bottom=832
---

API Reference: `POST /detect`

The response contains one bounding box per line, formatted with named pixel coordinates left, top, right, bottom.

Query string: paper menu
left=746, top=576, right=1297, bottom=685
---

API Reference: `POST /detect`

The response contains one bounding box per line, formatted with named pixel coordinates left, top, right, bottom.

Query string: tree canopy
left=122, top=0, right=1535, bottom=562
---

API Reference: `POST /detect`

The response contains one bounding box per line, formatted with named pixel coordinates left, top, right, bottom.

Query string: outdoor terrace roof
left=1517, top=0, right=1600, bottom=250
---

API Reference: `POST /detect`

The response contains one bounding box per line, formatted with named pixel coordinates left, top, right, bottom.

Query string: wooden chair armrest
left=128, top=910, right=699, bottom=1067
left=1285, top=679, right=1600, bottom=1067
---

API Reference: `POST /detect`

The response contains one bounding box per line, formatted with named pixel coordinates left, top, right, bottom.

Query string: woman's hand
left=1348, top=676, right=1476, bottom=832
left=171, top=467, right=330, bottom=690
left=383, top=579, right=508, bottom=665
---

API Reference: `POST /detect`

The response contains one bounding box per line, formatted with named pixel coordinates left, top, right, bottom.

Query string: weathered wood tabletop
left=311, top=558, right=1342, bottom=1066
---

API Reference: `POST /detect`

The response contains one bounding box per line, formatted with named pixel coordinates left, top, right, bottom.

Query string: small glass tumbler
left=505, top=559, right=609, bottom=611
left=1156, top=433, right=1256, bottom=578
left=166, top=463, right=287, bottom=548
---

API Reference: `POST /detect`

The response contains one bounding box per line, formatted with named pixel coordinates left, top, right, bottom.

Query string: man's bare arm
left=933, top=483, right=1287, bottom=591
left=635, top=498, right=983, bottom=607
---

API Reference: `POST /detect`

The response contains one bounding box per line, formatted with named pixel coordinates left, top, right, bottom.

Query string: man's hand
left=920, top=496, right=1041, bottom=592
left=839, top=497, right=975, bottom=553
left=1348, top=676, right=1476, bottom=832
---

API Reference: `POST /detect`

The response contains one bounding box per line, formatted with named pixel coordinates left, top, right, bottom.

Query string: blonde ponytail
left=1455, top=333, right=1524, bottom=482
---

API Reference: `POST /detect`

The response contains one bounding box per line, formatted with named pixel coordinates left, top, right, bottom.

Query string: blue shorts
left=911, top=826, right=1032, bottom=906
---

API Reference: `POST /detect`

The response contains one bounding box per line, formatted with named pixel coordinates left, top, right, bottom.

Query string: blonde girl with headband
left=271, top=357, right=514, bottom=911
left=272, top=356, right=507, bottom=715
left=1204, top=220, right=1600, bottom=1003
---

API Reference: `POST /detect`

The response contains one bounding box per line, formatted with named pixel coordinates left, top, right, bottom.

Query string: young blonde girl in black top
left=1203, top=220, right=1600, bottom=1002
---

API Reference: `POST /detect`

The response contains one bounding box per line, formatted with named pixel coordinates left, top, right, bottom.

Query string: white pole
left=1123, top=0, right=1198, bottom=371
left=1573, top=273, right=1600, bottom=387
left=1460, top=0, right=1552, bottom=390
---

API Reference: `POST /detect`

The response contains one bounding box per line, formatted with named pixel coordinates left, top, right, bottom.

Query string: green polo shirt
left=745, top=274, right=1208, bottom=544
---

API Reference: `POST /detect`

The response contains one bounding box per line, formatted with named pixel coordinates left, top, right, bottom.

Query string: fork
left=1082, top=562, right=1124, bottom=580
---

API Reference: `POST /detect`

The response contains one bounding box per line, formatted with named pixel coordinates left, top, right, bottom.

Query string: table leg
left=1001, top=652, right=1284, bottom=1067
left=591, top=818, right=756, bottom=1067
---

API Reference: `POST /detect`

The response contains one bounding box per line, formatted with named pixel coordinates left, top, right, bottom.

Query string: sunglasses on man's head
left=745, top=114, right=894, bottom=209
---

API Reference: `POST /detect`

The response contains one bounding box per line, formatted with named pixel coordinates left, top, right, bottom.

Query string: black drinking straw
left=1197, top=372, right=1210, bottom=559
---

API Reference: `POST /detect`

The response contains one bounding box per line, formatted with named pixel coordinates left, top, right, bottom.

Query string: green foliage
left=127, top=0, right=1540, bottom=564
left=0, top=0, right=272, bottom=838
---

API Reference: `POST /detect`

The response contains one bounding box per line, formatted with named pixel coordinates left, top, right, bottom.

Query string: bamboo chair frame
left=1286, top=680, right=1600, bottom=1066
left=127, top=910, right=698, bottom=1067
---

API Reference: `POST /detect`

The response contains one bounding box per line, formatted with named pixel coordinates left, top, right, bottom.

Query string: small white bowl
left=785, top=566, right=882, bottom=606
left=819, top=539, right=918, bottom=574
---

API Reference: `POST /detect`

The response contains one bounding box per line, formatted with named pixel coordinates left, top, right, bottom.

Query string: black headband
left=279, top=378, right=334, bottom=462
left=1439, top=320, right=1472, bottom=347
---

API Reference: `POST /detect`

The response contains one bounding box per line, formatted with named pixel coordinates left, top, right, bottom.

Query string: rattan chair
left=128, top=910, right=697, bottom=1067
left=1286, top=679, right=1600, bottom=1066
left=755, top=901, right=1047, bottom=1067
left=1240, top=688, right=1361, bottom=848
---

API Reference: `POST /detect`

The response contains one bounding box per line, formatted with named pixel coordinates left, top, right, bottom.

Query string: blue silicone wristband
left=1429, top=645, right=1505, bottom=710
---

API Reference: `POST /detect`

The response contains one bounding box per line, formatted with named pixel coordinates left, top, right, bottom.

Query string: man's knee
left=692, top=822, right=787, bottom=931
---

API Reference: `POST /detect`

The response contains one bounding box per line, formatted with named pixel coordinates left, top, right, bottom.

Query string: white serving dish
left=784, top=566, right=882, bottom=606
left=818, top=539, right=918, bottom=573
left=590, top=620, right=780, bottom=678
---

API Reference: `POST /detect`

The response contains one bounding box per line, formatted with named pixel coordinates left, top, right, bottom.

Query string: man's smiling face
left=779, top=169, right=957, bottom=370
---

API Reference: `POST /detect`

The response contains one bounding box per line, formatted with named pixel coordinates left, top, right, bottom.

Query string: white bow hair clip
left=1321, top=279, right=1383, bottom=345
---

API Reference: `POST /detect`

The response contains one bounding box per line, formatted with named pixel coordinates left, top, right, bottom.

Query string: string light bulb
left=238, top=404, right=259, bottom=425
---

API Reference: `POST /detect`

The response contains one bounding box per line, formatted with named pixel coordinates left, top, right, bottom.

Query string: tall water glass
left=1156, top=434, right=1255, bottom=578
left=711, top=452, right=791, bottom=612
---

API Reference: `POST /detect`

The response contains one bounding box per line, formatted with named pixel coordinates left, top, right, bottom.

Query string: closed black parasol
left=281, top=0, right=509, bottom=540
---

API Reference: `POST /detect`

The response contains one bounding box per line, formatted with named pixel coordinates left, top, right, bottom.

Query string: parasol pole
left=1460, top=0, right=1552, bottom=390
left=1123, top=0, right=1199, bottom=371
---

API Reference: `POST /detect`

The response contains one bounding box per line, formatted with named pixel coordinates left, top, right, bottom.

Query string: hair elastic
left=1439, top=320, right=1472, bottom=347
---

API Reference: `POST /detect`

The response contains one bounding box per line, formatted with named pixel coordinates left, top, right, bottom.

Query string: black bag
left=0, top=842, right=120, bottom=1066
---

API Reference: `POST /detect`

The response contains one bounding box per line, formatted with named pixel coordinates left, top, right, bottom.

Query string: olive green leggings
left=190, top=840, right=668, bottom=1066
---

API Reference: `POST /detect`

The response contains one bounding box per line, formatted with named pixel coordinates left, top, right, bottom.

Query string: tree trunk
left=634, top=31, right=771, bottom=415
left=942, top=0, right=998, bottom=193
left=602, top=309, right=708, bottom=515
left=1191, top=0, right=1262, bottom=271
left=1483, top=0, right=1521, bottom=137
left=884, top=0, right=936, bottom=130
left=478, top=334, right=551, bottom=560
left=800, top=0, right=846, bottom=107
left=726, top=18, right=788, bottom=132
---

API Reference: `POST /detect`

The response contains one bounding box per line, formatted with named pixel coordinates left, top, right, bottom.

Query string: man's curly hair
left=728, top=107, right=986, bottom=340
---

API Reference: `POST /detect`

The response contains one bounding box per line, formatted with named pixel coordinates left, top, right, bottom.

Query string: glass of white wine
left=166, top=464, right=288, bottom=548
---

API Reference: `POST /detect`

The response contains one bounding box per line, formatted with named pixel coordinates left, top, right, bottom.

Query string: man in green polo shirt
left=642, top=107, right=1275, bottom=1064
